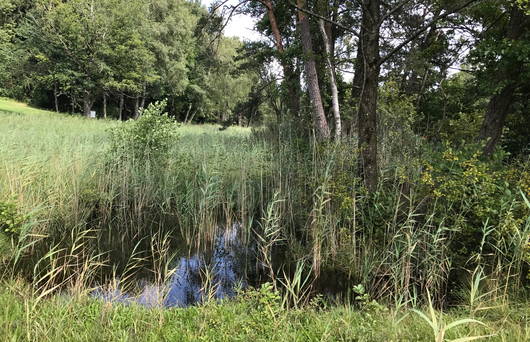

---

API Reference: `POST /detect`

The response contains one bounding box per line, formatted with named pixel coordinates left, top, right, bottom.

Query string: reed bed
left=0, top=98, right=528, bottom=312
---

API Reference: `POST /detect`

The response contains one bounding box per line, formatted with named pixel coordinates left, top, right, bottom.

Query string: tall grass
left=0, top=98, right=528, bottom=311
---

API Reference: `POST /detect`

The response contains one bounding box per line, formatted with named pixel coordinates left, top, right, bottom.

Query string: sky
left=202, top=0, right=261, bottom=41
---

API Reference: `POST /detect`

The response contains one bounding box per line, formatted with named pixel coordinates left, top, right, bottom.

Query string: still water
left=93, top=224, right=249, bottom=307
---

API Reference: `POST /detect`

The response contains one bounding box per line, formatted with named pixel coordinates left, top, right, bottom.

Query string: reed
left=0, top=98, right=528, bottom=311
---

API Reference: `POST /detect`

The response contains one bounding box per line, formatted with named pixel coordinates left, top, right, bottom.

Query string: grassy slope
left=0, top=99, right=528, bottom=341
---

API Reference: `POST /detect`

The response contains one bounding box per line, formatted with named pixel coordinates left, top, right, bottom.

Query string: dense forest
left=0, top=0, right=529, bottom=340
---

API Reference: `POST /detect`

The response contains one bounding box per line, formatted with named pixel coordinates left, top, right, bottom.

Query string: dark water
left=93, top=224, right=249, bottom=308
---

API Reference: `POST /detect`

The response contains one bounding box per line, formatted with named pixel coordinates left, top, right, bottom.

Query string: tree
left=297, top=0, right=330, bottom=139
left=471, top=4, right=530, bottom=156
left=257, top=0, right=301, bottom=117
left=351, top=0, right=483, bottom=191
left=27, top=0, right=118, bottom=116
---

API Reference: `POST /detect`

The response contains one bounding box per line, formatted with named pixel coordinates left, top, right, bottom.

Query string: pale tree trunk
left=133, top=97, right=140, bottom=119
left=357, top=0, right=381, bottom=192
left=118, top=93, right=124, bottom=121
left=83, top=92, right=94, bottom=117
left=296, top=0, right=330, bottom=140
left=139, top=84, right=146, bottom=113
left=53, top=83, right=59, bottom=113
left=318, top=19, right=341, bottom=139
left=184, top=103, right=192, bottom=123
left=188, top=109, right=197, bottom=124
left=139, top=97, right=146, bottom=113
left=103, top=93, right=107, bottom=119
left=260, top=0, right=300, bottom=117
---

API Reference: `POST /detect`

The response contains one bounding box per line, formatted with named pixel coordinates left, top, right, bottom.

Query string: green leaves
left=0, top=200, right=26, bottom=238
left=109, top=99, right=179, bottom=161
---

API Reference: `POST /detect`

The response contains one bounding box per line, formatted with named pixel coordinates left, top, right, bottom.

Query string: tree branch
left=378, top=0, right=486, bottom=67
left=288, top=1, right=359, bottom=36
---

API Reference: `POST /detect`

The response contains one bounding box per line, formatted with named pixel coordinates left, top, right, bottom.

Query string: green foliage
left=419, top=144, right=530, bottom=285
left=0, top=200, right=25, bottom=238
left=0, top=281, right=527, bottom=341
left=109, top=100, right=178, bottom=160
left=378, top=80, right=422, bottom=175
left=421, top=144, right=526, bottom=231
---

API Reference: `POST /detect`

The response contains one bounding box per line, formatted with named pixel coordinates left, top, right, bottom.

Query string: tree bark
left=479, top=6, right=528, bottom=156
left=184, top=103, right=192, bottom=123
left=349, top=22, right=366, bottom=136
left=133, top=96, right=140, bottom=119
left=70, top=97, right=75, bottom=114
left=318, top=18, right=341, bottom=139
left=83, top=92, right=94, bottom=117
left=53, top=83, right=59, bottom=113
left=139, top=84, right=146, bottom=112
left=479, top=84, right=517, bottom=156
left=260, top=0, right=300, bottom=117
left=297, top=0, right=330, bottom=140
left=118, top=93, right=124, bottom=121
left=103, top=93, right=107, bottom=119
left=357, top=0, right=381, bottom=192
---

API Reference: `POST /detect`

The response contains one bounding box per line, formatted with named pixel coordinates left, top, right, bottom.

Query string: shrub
left=0, top=200, right=26, bottom=239
left=109, top=100, right=179, bottom=161
left=421, top=144, right=530, bottom=287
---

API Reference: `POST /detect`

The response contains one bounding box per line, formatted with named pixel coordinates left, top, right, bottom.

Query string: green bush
left=0, top=200, right=26, bottom=238
left=109, top=99, right=179, bottom=161
left=420, top=144, right=530, bottom=282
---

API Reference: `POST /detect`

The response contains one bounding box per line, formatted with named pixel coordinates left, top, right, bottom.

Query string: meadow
left=0, top=98, right=529, bottom=341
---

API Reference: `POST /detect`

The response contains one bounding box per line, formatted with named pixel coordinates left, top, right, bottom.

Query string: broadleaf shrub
left=420, top=144, right=530, bottom=282
left=109, top=100, right=179, bottom=161
left=0, top=200, right=26, bottom=238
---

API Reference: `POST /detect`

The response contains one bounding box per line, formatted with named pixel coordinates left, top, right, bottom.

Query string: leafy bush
left=0, top=200, right=26, bottom=238
left=420, top=144, right=530, bottom=284
left=109, top=100, right=179, bottom=160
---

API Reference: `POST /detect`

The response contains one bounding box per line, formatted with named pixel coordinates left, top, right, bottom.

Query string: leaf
left=412, top=309, right=437, bottom=332
left=445, top=318, right=486, bottom=332
left=521, top=190, right=530, bottom=210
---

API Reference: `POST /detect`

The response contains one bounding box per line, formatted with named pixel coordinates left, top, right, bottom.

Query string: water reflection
left=94, top=224, right=247, bottom=307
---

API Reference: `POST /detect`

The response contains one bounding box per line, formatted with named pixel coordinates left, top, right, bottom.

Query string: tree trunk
left=53, top=84, right=59, bottom=113
left=184, top=103, right=192, bottom=123
left=479, top=6, right=528, bottom=156
left=70, top=97, right=75, bottom=114
left=139, top=84, right=146, bottom=112
left=118, top=94, right=124, bottom=121
left=133, top=97, right=140, bottom=119
left=103, top=93, right=107, bottom=119
left=261, top=0, right=300, bottom=117
left=357, top=0, right=381, bottom=192
left=297, top=0, right=330, bottom=140
left=83, top=93, right=94, bottom=117
left=479, top=84, right=517, bottom=156
left=350, top=24, right=365, bottom=135
left=139, top=97, right=146, bottom=113
left=318, top=19, right=341, bottom=139
left=188, top=109, right=198, bottom=124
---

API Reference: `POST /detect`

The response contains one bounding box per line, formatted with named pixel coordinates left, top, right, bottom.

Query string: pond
left=93, top=223, right=250, bottom=308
